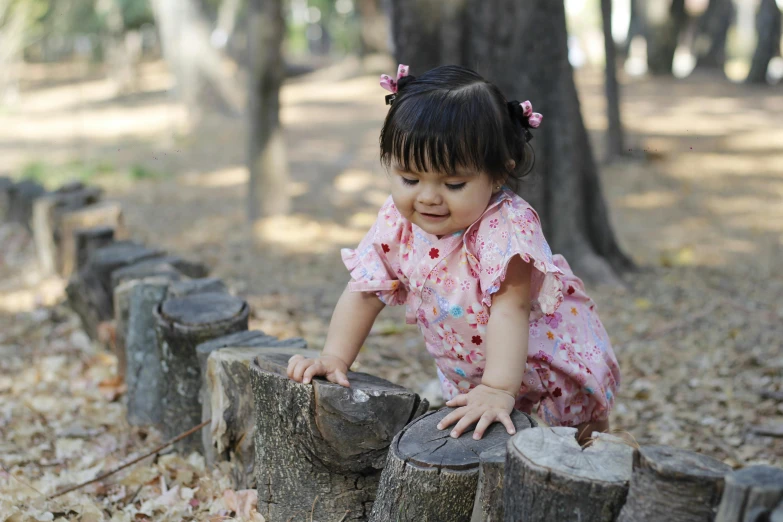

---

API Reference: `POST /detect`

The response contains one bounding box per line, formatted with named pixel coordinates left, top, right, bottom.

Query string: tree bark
left=73, top=227, right=116, bottom=275
left=251, top=352, right=428, bottom=521
left=617, top=445, right=732, bottom=522
left=469, top=444, right=506, bottom=522
left=247, top=0, right=290, bottom=220
left=110, top=255, right=209, bottom=291
left=59, top=202, right=126, bottom=278
left=693, top=0, right=734, bottom=71
left=154, top=292, right=249, bottom=453
left=646, top=0, right=688, bottom=76
left=715, top=465, right=783, bottom=522
left=198, top=336, right=310, bottom=489
left=149, top=0, right=243, bottom=122
left=746, top=0, right=782, bottom=84
left=622, top=0, right=645, bottom=58
left=388, top=0, right=633, bottom=285
left=601, top=0, right=625, bottom=163
left=369, top=408, right=534, bottom=522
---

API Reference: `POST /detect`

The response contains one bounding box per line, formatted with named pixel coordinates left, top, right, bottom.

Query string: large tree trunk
left=621, top=0, right=645, bottom=59
left=693, top=0, right=734, bottom=71
left=389, top=0, right=634, bottom=285
left=357, top=0, right=390, bottom=56
left=646, top=0, right=688, bottom=76
left=149, top=0, right=243, bottom=123
left=0, top=0, right=28, bottom=107
left=247, top=0, right=290, bottom=220
left=601, top=0, right=625, bottom=162
left=746, top=0, right=782, bottom=84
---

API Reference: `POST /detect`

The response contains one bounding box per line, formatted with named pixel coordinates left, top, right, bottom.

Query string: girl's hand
left=437, top=384, right=517, bottom=440
left=286, top=354, right=351, bottom=387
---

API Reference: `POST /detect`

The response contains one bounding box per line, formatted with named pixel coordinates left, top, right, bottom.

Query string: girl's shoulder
left=468, top=190, right=541, bottom=238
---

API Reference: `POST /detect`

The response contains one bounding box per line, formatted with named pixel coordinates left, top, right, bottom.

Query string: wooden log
left=470, top=444, right=507, bottom=522
left=73, top=226, right=115, bottom=274
left=113, top=267, right=182, bottom=381
left=59, top=201, right=125, bottom=277
left=66, top=241, right=165, bottom=339
left=125, top=277, right=172, bottom=427
left=153, top=293, right=249, bottom=453
left=166, top=277, right=226, bottom=298
left=110, top=255, right=209, bottom=291
left=200, top=338, right=312, bottom=488
left=617, top=445, right=732, bottom=522
left=715, top=465, right=783, bottom=522
left=503, top=426, right=634, bottom=522
left=250, top=352, right=428, bottom=522
left=33, top=187, right=102, bottom=275
left=0, top=176, right=13, bottom=220
left=7, top=179, right=46, bottom=229
left=369, top=408, right=534, bottom=522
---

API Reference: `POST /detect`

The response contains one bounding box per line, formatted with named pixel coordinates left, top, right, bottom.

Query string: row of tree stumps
left=2, top=174, right=782, bottom=522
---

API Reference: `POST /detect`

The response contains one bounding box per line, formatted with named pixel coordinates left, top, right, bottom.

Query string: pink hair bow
left=380, top=64, right=410, bottom=94
left=520, top=100, right=543, bottom=128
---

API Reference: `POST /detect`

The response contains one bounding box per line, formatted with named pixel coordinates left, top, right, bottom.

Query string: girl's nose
left=417, top=184, right=443, bottom=206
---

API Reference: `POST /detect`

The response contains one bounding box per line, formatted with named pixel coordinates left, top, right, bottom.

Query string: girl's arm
left=288, top=284, right=385, bottom=386
left=438, top=255, right=532, bottom=439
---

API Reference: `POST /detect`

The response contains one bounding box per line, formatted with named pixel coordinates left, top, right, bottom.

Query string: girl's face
left=389, top=162, right=498, bottom=237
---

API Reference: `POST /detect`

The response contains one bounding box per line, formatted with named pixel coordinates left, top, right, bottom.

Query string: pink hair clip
left=380, top=64, right=410, bottom=105
left=520, top=100, right=543, bottom=128
left=519, top=100, right=544, bottom=129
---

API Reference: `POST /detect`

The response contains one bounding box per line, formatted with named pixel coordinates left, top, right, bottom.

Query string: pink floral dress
left=341, top=189, right=621, bottom=426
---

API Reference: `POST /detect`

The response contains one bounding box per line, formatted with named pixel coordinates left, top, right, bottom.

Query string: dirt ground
left=1, top=57, right=782, bottom=519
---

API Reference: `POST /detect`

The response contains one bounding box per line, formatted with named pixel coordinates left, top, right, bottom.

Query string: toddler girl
left=287, top=64, right=621, bottom=444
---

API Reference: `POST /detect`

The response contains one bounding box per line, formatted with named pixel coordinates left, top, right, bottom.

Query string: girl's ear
left=505, top=159, right=516, bottom=172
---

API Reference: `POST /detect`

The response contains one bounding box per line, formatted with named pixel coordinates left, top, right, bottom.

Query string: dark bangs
left=380, top=65, right=526, bottom=183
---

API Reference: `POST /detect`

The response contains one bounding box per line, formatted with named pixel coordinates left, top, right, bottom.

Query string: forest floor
left=1, top=56, right=782, bottom=520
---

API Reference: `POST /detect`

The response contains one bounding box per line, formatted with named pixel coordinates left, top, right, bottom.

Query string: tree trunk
left=646, top=0, right=688, bottom=76
left=0, top=0, right=27, bottom=107
left=617, top=445, right=732, bottom=522
left=198, top=336, right=310, bottom=489
left=251, top=352, right=428, bottom=522
left=149, top=0, right=243, bottom=122
left=59, top=202, right=126, bottom=278
left=153, top=292, right=249, bottom=453
left=746, top=0, right=782, bottom=84
left=388, top=0, right=633, bottom=285
left=621, top=0, right=645, bottom=58
left=95, top=0, right=135, bottom=95
left=7, top=180, right=46, bottom=230
left=247, top=0, right=290, bottom=220
left=601, top=0, right=625, bottom=163
left=693, top=0, right=734, bottom=71
left=166, top=277, right=226, bottom=298
left=73, top=227, right=116, bottom=275
left=212, top=0, right=241, bottom=49
left=715, top=465, right=783, bottom=522
left=369, top=408, right=534, bottom=522
left=469, top=444, right=506, bottom=522
left=357, top=0, right=391, bottom=56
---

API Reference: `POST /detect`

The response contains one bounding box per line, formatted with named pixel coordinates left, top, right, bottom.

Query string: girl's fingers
left=293, top=360, right=314, bottom=382
left=472, top=413, right=495, bottom=440
left=499, top=413, right=517, bottom=435
left=333, top=369, right=351, bottom=387
left=445, top=394, right=468, bottom=407
left=451, top=410, right=482, bottom=438
left=286, top=354, right=303, bottom=379
left=437, top=407, right=468, bottom=431
left=302, top=362, right=324, bottom=384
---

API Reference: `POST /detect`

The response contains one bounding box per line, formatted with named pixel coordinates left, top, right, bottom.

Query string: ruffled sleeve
left=468, top=194, right=564, bottom=318
left=340, top=196, right=408, bottom=306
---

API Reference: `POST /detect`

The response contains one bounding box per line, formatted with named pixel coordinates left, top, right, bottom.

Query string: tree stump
left=370, top=408, right=534, bottom=522
left=153, top=292, right=249, bottom=453
left=470, top=444, right=508, bottom=522
left=503, top=426, right=633, bottom=522
left=0, top=176, right=12, bottom=219
left=110, top=255, right=209, bottom=290
left=73, top=226, right=115, bottom=274
left=125, top=277, right=174, bottom=426
left=200, top=338, right=312, bottom=488
left=617, top=445, right=732, bottom=522
left=196, top=330, right=308, bottom=465
left=166, top=277, right=227, bottom=298
left=7, top=179, right=45, bottom=229
left=32, top=186, right=101, bottom=275
left=66, top=241, right=165, bottom=339
left=715, top=465, right=783, bottom=522
left=250, top=352, right=428, bottom=522
left=113, top=267, right=182, bottom=381
left=59, top=201, right=125, bottom=277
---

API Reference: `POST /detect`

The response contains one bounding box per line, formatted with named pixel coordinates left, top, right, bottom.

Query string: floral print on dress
left=341, top=189, right=621, bottom=427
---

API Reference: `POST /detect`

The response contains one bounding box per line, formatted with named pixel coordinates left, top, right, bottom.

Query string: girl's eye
left=401, top=178, right=418, bottom=186
left=446, top=183, right=466, bottom=191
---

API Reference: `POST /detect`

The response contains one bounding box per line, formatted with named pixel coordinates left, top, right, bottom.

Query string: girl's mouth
left=420, top=212, right=449, bottom=221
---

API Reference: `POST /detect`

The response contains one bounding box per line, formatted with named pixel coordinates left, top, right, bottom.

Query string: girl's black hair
left=380, top=65, right=536, bottom=187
